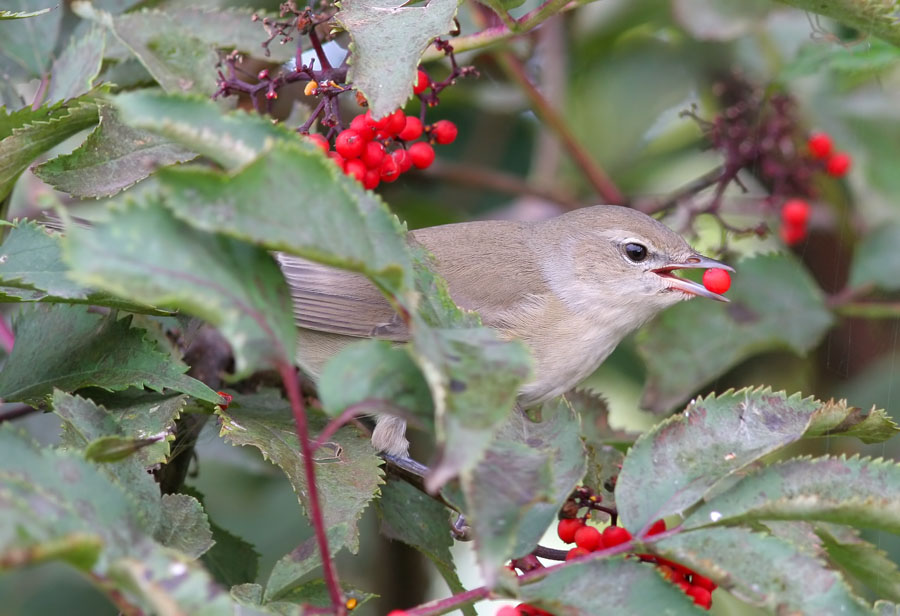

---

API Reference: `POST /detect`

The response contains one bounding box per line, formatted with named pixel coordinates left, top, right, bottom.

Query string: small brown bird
left=277, top=205, right=732, bottom=456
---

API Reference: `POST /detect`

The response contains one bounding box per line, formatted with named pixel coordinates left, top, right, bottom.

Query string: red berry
left=265, top=89, right=277, bottom=100
left=677, top=580, right=691, bottom=593
left=380, top=155, right=400, bottom=183
left=413, top=69, right=429, bottom=95
left=305, top=133, right=329, bottom=153
left=327, top=151, right=346, bottom=171
left=216, top=391, right=233, bottom=408
left=432, top=119, right=458, bottom=145
left=362, top=141, right=386, bottom=168
left=692, top=574, right=717, bottom=592
left=781, top=198, right=810, bottom=226
left=826, top=151, right=851, bottom=177
left=335, top=130, right=364, bottom=159
left=398, top=116, right=423, bottom=141
left=495, top=608, right=520, bottom=616
left=344, top=159, right=367, bottom=183
left=557, top=518, right=584, bottom=543
left=807, top=132, right=832, bottom=159
left=257, top=69, right=269, bottom=81
left=363, top=169, right=380, bottom=190
left=515, top=605, right=553, bottom=616
left=565, top=546, right=590, bottom=561
left=408, top=141, right=435, bottom=169
left=702, top=269, right=731, bottom=295
left=387, top=612, right=408, bottom=616
left=573, top=525, right=603, bottom=551
left=687, top=585, right=712, bottom=609
left=780, top=223, right=807, bottom=245
left=349, top=114, right=376, bottom=141
left=392, top=149, right=412, bottom=173
left=647, top=519, right=667, bottom=536
left=602, top=525, right=631, bottom=547
left=385, top=109, right=406, bottom=135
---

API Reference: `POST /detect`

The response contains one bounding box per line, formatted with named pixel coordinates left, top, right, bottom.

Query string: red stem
left=278, top=362, right=345, bottom=616
left=0, top=315, right=14, bottom=354
left=404, top=586, right=491, bottom=616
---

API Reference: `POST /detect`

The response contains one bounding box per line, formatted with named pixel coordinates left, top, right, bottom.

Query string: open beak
left=653, top=254, right=734, bottom=303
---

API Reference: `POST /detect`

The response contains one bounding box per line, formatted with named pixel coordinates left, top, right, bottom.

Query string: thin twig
left=404, top=586, right=492, bottom=616
left=425, top=160, right=582, bottom=210
left=279, top=362, right=345, bottom=616
left=495, top=50, right=625, bottom=205
left=634, top=166, right=725, bottom=215
left=0, top=404, right=37, bottom=423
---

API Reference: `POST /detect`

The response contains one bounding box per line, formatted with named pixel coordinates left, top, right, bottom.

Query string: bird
left=278, top=204, right=733, bottom=457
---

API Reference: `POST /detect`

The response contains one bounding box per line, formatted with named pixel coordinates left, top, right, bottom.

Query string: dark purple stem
left=0, top=315, right=14, bottom=354
left=308, top=27, right=331, bottom=70
left=0, top=404, right=37, bottom=423
left=278, top=362, right=345, bottom=616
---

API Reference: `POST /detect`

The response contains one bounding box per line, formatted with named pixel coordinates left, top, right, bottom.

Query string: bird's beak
left=653, top=254, right=734, bottom=303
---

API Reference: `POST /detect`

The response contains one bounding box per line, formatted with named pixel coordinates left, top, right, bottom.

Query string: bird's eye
left=624, top=242, right=648, bottom=262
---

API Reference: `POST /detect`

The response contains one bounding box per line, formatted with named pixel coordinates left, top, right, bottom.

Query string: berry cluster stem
left=495, top=50, right=625, bottom=205
left=278, top=362, right=345, bottom=616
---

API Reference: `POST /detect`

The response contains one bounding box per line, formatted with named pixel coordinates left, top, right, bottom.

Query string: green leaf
left=683, top=455, right=900, bottom=533
left=61, top=198, right=296, bottom=375
left=83, top=434, right=165, bottom=463
left=0, top=305, right=219, bottom=405
left=216, top=390, right=384, bottom=552
left=775, top=0, right=900, bottom=48
left=849, top=223, right=900, bottom=292
left=515, top=556, right=700, bottom=615
left=74, top=4, right=219, bottom=95
left=264, top=524, right=350, bottom=601
left=0, top=220, right=168, bottom=312
left=782, top=39, right=900, bottom=84
left=158, top=142, right=412, bottom=293
left=336, top=0, right=459, bottom=118
left=637, top=253, right=833, bottom=413
left=817, top=524, right=900, bottom=603
left=47, top=25, right=105, bottom=103
left=202, top=520, right=260, bottom=587
left=318, top=339, right=432, bottom=423
left=377, top=479, right=472, bottom=613
left=805, top=399, right=898, bottom=444
left=463, top=397, right=586, bottom=585
left=671, top=0, right=771, bottom=41
left=34, top=104, right=195, bottom=198
left=112, top=91, right=298, bottom=170
left=153, top=493, right=214, bottom=559
left=616, top=389, right=865, bottom=533
left=0, top=98, right=99, bottom=201
left=568, top=388, right=636, bottom=451
left=0, top=2, right=61, bottom=76
left=0, top=7, right=52, bottom=20
left=654, top=526, right=870, bottom=614
left=55, top=389, right=185, bottom=466
left=272, top=579, right=375, bottom=611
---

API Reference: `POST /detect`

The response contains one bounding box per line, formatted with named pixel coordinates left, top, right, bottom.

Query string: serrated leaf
left=776, top=0, right=900, bottom=48
left=377, top=479, right=473, bottom=613
left=568, top=388, right=636, bottom=451
left=153, top=493, right=214, bottom=558
left=273, top=579, right=375, bottom=611
left=0, top=2, right=61, bottom=76
left=202, top=520, right=260, bottom=587
left=684, top=455, right=900, bottom=533
left=34, top=104, right=195, bottom=198
left=654, top=526, right=870, bottom=614
left=806, top=399, right=898, bottom=443
left=850, top=223, right=900, bottom=292
left=782, top=39, right=900, bottom=83
left=616, top=389, right=861, bottom=533
left=463, top=398, right=586, bottom=585
left=318, top=340, right=432, bottom=424
left=515, top=556, right=701, bottom=615
left=0, top=98, right=99, bottom=200
left=158, top=142, right=412, bottom=292
left=74, top=3, right=219, bottom=95
left=0, top=305, right=219, bottom=405
left=0, top=219, right=170, bottom=313
left=112, top=91, right=298, bottom=169
left=264, top=524, right=350, bottom=601
left=55, top=389, right=185, bottom=466
left=61, top=199, right=296, bottom=375
left=817, top=524, right=900, bottom=603
left=336, top=0, right=459, bottom=118
left=47, top=24, right=105, bottom=103
left=637, top=253, right=833, bottom=413
left=216, top=390, right=383, bottom=553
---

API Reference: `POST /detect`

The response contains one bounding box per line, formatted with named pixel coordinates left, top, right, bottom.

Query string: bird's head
left=535, top=205, right=733, bottom=326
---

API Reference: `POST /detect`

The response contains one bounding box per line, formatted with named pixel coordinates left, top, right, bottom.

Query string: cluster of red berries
left=304, top=71, right=457, bottom=190
left=496, top=604, right=553, bottom=616
left=779, top=132, right=851, bottom=246
left=557, top=518, right=716, bottom=610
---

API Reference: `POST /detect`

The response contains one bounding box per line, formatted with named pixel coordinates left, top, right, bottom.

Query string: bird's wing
left=276, top=253, right=409, bottom=341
